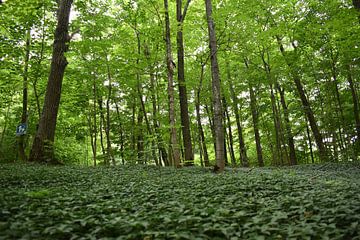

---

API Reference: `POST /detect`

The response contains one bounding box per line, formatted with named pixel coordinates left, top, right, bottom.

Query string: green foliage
left=0, top=163, right=359, bottom=239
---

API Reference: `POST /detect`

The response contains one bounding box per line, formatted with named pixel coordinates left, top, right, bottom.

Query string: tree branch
left=182, top=0, right=192, bottom=22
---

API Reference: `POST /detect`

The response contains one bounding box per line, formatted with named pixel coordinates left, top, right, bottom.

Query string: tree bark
left=277, top=85, right=297, bottom=165
left=164, top=0, right=181, bottom=167
left=18, top=29, right=31, bottom=162
left=228, top=78, right=249, bottom=167
left=249, top=83, right=264, bottom=167
left=98, top=98, right=106, bottom=158
left=276, top=36, right=328, bottom=162
left=347, top=65, right=360, bottom=153
left=205, top=0, right=225, bottom=172
left=224, top=98, right=236, bottom=166
left=176, top=0, right=194, bottom=165
left=29, top=0, right=73, bottom=163
left=105, top=61, right=115, bottom=165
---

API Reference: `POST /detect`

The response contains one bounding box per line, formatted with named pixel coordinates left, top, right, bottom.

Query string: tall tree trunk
left=98, top=98, right=106, bottom=158
left=249, top=83, right=264, bottom=167
left=205, top=0, right=225, bottom=172
left=164, top=0, right=181, bottom=167
left=277, top=85, right=297, bottom=165
left=306, top=121, right=315, bottom=163
left=18, top=29, right=31, bottom=162
left=196, top=64, right=210, bottom=167
left=224, top=98, right=236, bottom=166
left=105, top=62, right=115, bottom=165
left=347, top=65, right=360, bottom=153
left=145, top=45, right=169, bottom=166
left=31, top=4, right=46, bottom=119
left=228, top=78, right=249, bottom=167
left=89, top=73, right=98, bottom=166
left=176, top=0, right=194, bottom=165
left=29, top=0, right=73, bottom=163
left=115, top=103, right=125, bottom=165
left=277, top=36, right=328, bottom=162
left=205, top=103, right=216, bottom=154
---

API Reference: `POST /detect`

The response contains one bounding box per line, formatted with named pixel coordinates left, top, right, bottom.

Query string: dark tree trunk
left=277, top=36, right=327, bottom=162
left=249, top=84, right=264, bottom=167
left=277, top=85, right=297, bottom=165
left=105, top=62, right=115, bottom=165
left=18, top=29, right=31, bottom=162
left=205, top=103, right=217, bottom=154
left=29, top=0, right=73, bottom=163
left=229, top=78, right=249, bottom=167
left=98, top=98, right=106, bottom=158
left=306, top=121, right=315, bottom=163
left=224, top=98, right=236, bottom=166
left=205, top=0, right=225, bottom=172
left=347, top=65, right=360, bottom=152
left=226, top=58, right=249, bottom=167
left=115, top=103, right=125, bottom=165
left=164, top=0, right=181, bottom=167
left=176, top=0, right=194, bottom=165
left=90, top=73, right=98, bottom=166
left=145, top=46, right=169, bottom=166
left=137, top=106, right=145, bottom=164
left=196, top=64, right=210, bottom=167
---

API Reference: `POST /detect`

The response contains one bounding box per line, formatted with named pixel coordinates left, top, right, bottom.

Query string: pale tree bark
left=205, top=0, right=225, bottom=172
left=18, top=29, right=31, bottom=162
left=29, top=0, right=73, bottom=163
left=176, top=0, right=194, bottom=165
left=164, top=0, right=181, bottom=167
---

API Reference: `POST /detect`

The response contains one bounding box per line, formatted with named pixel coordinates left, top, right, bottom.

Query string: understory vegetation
left=1, top=163, right=359, bottom=239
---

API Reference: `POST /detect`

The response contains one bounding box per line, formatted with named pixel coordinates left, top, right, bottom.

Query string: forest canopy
left=0, top=0, right=360, bottom=168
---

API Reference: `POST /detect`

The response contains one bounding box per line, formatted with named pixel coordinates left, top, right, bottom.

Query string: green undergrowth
left=0, top=163, right=360, bottom=239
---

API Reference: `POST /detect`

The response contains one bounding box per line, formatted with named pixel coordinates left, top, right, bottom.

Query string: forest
left=0, top=0, right=360, bottom=169
left=1, top=0, right=360, bottom=239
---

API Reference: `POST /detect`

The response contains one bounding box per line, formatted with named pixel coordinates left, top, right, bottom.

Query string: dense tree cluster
left=0, top=0, right=359, bottom=169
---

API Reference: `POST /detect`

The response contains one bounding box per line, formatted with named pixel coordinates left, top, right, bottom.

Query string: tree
left=164, top=0, right=181, bottom=167
left=29, top=0, right=73, bottom=163
left=176, top=0, right=194, bottom=165
left=205, top=0, right=225, bottom=172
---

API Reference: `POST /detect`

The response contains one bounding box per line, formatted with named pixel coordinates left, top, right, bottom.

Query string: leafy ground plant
left=0, top=163, right=359, bottom=239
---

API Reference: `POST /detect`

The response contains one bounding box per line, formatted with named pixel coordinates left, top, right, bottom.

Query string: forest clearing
left=1, top=163, right=360, bottom=239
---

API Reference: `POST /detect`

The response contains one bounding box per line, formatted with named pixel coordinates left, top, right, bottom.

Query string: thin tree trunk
left=224, top=98, right=236, bottom=166
left=205, top=0, right=225, bottom=172
left=196, top=64, right=210, bottom=167
left=98, top=98, right=106, bottom=158
left=176, top=0, right=194, bottom=165
left=228, top=77, right=249, bottom=167
left=277, top=36, right=328, bottom=162
left=18, top=29, right=31, bottom=162
left=249, top=84, right=264, bottom=167
left=115, top=103, right=125, bottom=165
left=29, top=0, right=73, bottom=163
left=277, top=85, right=297, bottom=165
left=145, top=45, right=169, bottom=166
left=306, top=121, right=315, bottom=163
left=105, top=62, right=115, bottom=165
left=347, top=65, right=360, bottom=153
left=164, top=0, right=181, bottom=167
left=205, top=103, right=216, bottom=156
left=92, top=74, right=97, bottom=166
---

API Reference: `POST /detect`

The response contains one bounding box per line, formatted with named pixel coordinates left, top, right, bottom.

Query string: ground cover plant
left=1, top=163, right=360, bottom=239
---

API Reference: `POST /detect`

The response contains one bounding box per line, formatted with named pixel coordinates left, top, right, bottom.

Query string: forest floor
left=0, top=163, right=360, bottom=239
